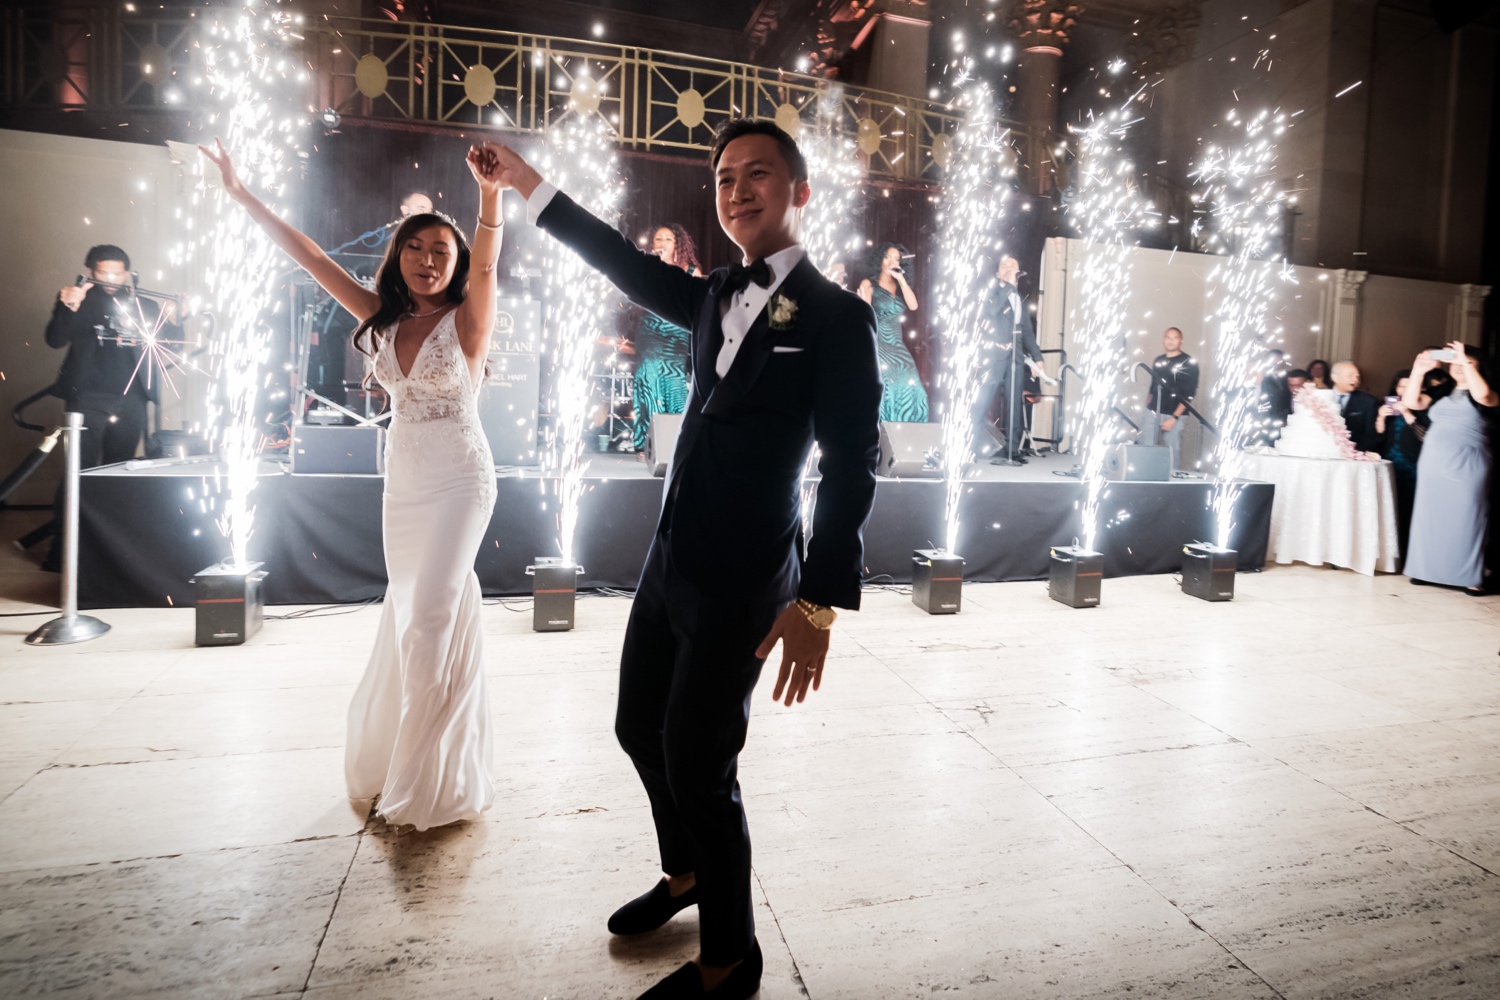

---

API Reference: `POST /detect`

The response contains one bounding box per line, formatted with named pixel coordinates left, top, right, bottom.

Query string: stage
left=76, top=450, right=1272, bottom=609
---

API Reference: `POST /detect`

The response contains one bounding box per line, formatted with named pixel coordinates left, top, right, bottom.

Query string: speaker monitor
left=646, top=413, right=683, bottom=477
left=877, top=421, right=943, bottom=478
left=291, top=425, right=385, bottom=475
left=1104, top=444, right=1170, bottom=482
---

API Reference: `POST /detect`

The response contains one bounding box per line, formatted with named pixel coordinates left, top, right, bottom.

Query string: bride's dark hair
left=353, top=211, right=472, bottom=362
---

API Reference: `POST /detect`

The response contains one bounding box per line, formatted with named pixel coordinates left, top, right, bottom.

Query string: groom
left=491, top=121, right=881, bottom=999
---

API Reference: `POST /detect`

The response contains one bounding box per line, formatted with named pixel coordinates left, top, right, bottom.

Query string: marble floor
left=1, top=549, right=1498, bottom=998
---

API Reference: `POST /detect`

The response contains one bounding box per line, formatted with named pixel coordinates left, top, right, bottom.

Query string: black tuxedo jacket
left=1340, top=389, right=1381, bottom=453
left=537, top=192, right=883, bottom=610
left=978, top=281, right=1040, bottom=373
left=45, top=288, right=165, bottom=406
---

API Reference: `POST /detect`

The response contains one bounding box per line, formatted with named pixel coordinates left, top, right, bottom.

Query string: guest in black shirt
left=45, top=245, right=172, bottom=466
left=1141, top=326, right=1199, bottom=470
left=42, top=244, right=176, bottom=571
left=1330, top=360, right=1381, bottom=453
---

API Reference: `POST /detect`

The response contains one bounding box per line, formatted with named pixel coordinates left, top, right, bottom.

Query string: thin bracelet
left=477, top=216, right=503, bottom=231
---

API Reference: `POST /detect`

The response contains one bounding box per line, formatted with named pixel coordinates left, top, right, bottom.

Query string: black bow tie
left=722, top=257, right=772, bottom=297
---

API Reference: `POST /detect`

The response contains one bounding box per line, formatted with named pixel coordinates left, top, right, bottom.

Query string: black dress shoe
left=608, top=878, right=699, bottom=935
left=637, top=940, right=763, bottom=999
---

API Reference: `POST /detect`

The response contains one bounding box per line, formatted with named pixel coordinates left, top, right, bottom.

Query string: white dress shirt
left=525, top=181, right=805, bottom=378
left=715, top=243, right=805, bottom=377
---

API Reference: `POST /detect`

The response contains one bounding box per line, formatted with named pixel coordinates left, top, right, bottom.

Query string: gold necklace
left=407, top=303, right=447, bottom=319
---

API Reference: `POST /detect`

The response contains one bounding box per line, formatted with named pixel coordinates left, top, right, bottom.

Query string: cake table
left=1238, top=452, right=1400, bottom=575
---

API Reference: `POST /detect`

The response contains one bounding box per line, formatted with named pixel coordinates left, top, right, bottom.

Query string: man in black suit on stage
left=1331, top=360, right=1381, bottom=453
left=977, top=254, right=1047, bottom=464
left=489, top=121, right=882, bottom=1000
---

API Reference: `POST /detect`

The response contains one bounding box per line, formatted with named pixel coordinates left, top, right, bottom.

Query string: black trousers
left=972, top=358, right=1026, bottom=456
left=615, top=534, right=784, bottom=966
left=70, top=391, right=149, bottom=467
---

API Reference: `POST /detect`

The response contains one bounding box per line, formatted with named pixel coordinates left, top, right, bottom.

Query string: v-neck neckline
left=393, top=310, right=449, bottom=380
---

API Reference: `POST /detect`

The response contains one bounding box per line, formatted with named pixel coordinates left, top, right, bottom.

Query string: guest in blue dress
left=629, top=224, right=700, bottom=452
left=1404, top=343, right=1497, bottom=593
left=858, top=243, right=928, bottom=423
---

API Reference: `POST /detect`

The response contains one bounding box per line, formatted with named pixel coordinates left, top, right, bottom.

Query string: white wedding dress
left=345, top=308, right=497, bottom=830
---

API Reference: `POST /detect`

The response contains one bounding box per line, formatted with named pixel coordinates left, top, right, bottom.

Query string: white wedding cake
left=1272, top=387, right=1367, bottom=460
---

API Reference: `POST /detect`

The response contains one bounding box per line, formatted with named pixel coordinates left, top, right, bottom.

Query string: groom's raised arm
left=492, top=143, right=707, bottom=330
left=526, top=184, right=706, bottom=332
left=799, top=294, right=884, bottom=611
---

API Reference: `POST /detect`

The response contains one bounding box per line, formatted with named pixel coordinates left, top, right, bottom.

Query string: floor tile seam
left=0, top=761, right=48, bottom=810
left=929, top=702, right=1292, bottom=1000
left=301, top=811, right=368, bottom=995
left=0, top=831, right=361, bottom=878
left=45, top=667, right=182, bottom=770
left=1233, top=734, right=1500, bottom=879
left=40, top=742, right=348, bottom=769
left=857, top=635, right=1125, bottom=711
left=751, top=866, right=812, bottom=998
left=1120, top=872, right=1292, bottom=1000
left=82, top=682, right=360, bottom=703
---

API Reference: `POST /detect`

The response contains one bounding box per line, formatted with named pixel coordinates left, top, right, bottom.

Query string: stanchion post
left=27, top=413, right=111, bottom=645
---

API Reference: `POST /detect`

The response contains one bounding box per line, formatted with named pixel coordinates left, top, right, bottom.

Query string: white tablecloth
left=1239, top=452, right=1400, bottom=576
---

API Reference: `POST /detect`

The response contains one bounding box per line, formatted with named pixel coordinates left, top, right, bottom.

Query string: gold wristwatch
left=795, top=598, right=837, bottom=630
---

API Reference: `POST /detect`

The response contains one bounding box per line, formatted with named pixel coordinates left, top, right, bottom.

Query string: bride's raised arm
left=199, top=139, right=380, bottom=324
left=456, top=142, right=505, bottom=362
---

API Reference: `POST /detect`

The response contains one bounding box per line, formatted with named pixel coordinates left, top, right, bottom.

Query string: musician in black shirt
left=1141, top=326, right=1199, bottom=470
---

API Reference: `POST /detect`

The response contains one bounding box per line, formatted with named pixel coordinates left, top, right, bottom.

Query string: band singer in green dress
left=858, top=242, right=928, bottom=423
left=630, top=224, right=701, bottom=452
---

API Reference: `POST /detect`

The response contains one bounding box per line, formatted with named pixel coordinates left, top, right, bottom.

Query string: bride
left=202, top=139, right=504, bottom=830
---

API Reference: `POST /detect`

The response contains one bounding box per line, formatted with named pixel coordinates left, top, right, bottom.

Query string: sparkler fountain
left=1181, top=108, right=1291, bottom=601
left=1049, top=93, right=1153, bottom=607
left=188, top=2, right=307, bottom=642
left=529, top=105, right=626, bottom=631
left=919, top=75, right=1011, bottom=614
left=795, top=86, right=866, bottom=541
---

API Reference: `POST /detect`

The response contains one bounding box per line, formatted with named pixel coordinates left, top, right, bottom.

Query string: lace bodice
left=373, top=309, right=495, bottom=509
left=374, top=310, right=480, bottom=424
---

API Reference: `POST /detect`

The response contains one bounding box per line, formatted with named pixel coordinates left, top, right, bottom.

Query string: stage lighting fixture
left=1180, top=542, right=1236, bottom=602
left=319, top=107, right=341, bottom=128
left=911, top=548, right=964, bottom=614
left=528, top=557, right=580, bottom=632
left=193, top=561, right=267, bottom=646
left=1048, top=545, right=1102, bottom=608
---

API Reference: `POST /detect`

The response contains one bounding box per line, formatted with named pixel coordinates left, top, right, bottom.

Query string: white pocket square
left=772, top=346, right=804, bottom=353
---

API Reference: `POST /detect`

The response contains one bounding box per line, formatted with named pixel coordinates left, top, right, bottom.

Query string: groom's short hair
left=710, top=119, right=808, bottom=185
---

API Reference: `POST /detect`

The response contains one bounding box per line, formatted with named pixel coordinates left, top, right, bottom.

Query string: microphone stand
left=330, top=219, right=400, bottom=254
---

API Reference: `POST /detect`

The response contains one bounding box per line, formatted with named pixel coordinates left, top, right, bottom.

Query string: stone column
left=1010, top=1, right=1080, bottom=195
left=1450, top=284, right=1491, bottom=345
left=1319, top=269, right=1367, bottom=362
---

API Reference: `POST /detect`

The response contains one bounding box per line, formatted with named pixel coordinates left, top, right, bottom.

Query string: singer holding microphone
left=629, top=224, right=701, bottom=452
left=977, top=254, right=1050, bottom=464
left=858, top=242, right=928, bottom=422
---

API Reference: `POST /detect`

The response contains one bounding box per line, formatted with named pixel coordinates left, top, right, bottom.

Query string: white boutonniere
left=769, top=292, right=799, bottom=331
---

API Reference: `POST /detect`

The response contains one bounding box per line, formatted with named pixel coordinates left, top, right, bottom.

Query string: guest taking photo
left=1403, top=342, right=1496, bottom=594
